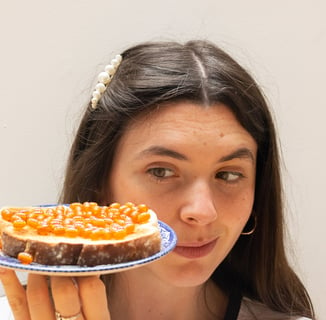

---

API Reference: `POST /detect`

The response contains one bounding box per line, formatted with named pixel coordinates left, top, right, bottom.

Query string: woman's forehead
left=117, top=102, right=257, bottom=155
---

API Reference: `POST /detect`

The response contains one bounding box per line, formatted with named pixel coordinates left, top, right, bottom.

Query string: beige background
left=0, top=0, right=325, bottom=318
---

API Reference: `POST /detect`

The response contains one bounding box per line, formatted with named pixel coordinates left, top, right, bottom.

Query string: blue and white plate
left=0, top=221, right=177, bottom=276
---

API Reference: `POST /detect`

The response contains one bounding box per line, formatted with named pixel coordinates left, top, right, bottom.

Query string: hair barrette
left=91, top=54, right=122, bottom=109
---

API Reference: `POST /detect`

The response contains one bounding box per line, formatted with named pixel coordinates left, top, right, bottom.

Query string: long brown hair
left=61, top=40, right=314, bottom=318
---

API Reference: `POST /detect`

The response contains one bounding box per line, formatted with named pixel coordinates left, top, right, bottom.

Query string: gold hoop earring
left=241, top=215, right=257, bottom=236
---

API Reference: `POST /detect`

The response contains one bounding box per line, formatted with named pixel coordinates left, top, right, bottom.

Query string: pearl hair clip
left=91, top=54, right=122, bottom=109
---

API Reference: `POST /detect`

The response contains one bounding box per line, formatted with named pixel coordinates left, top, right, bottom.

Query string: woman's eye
left=216, top=171, right=243, bottom=183
left=147, top=167, right=174, bottom=179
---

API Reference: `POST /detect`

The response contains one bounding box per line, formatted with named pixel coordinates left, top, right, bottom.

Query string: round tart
left=0, top=202, right=161, bottom=267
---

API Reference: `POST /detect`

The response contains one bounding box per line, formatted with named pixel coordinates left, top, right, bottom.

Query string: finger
left=51, top=277, right=82, bottom=319
left=0, top=268, right=30, bottom=320
left=26, top=274, right=55, bottom=320
left=77, top=276, right=110, bottom=320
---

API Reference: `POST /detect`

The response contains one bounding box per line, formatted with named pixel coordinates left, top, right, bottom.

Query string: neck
left=105, top=269, right=228, bottom=320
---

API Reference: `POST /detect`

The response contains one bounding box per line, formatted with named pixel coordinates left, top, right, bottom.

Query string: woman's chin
left=160, top=257, right=217, bottom=287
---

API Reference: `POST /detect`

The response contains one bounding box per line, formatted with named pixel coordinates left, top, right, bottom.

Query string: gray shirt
left=238, top=298, right=311, bottom=320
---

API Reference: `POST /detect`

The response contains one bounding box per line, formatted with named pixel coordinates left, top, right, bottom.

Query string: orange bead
left=111, top=224, right=127, bottom=239
left=90, top=228, right=105, bottom=240
left=107, top=208, right=119, bottom=218
left=64, top=208, right=75, bottom=218
left=115, top=218, right=126, bottom=226
left=37, top=224, right=50, bottom=235
left=125, top=202, right=135, bottom=207
left=130, top=211, right=140, bottom=223
left=50, top=218, right=63, bottom=225
left=137, top=204, right=149, bottom=213
left=82, top=202, right=91, bottom=211
left=137, top=212, right=151, bottom=223
left=56, top=205, right=67, bottom=213
left=80, top=227, right=93, bottom=238
left=120, top=206, right=132, bottom=215
left=109, top=202, right=121, bottom=209
left=27, top=218, right=39, bottom=229
left=64, top=218, right=73, bottom=226
left=72, top=216, right=84, bottom=223
left=90, top=218, right=106, bottom=227
left=88, top=202, right=98, bottom=207
left=104, top=218, right=114, bottom=225
left=30, top=209, right=43, bottom=216
left=12, top=219, right=27, bottom=229
left=52, top=225, right=65, bottom=236
left=65, top=227, right=79, bottom=238
left=125, top=223, right=135, bottom=234
left=89, top=202, right=99, bottom=213
left=119, top=205, right=129, bottom=213
left=18, top=252, right=33, bottom=264
left=44, top=208, right=55, bottom=217
left=28, top=212, right=39, bottom=220
left=1, top=209, right=14, bottom=221
left=12, top=212, right=27, bottom=221
left=36, top=214, right=45, bottom=221
left=70, top=202, right=82, bottom=210
left=113, top=229, right=127, bottom=239
left=82, top=211, right=92, bottom=218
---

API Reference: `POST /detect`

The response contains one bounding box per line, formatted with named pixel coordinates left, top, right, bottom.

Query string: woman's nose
left=179, top=181, right=218, bottom=225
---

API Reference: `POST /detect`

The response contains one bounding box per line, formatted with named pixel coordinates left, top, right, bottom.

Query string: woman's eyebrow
left=136, top=146, right=255, bottom=163
left=218, top=147, right=255, bottom=163
left=136, top=146, right=188, bottom=160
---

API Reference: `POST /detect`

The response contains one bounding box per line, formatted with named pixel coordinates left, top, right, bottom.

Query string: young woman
left=0, top=40, right=315, bottom=319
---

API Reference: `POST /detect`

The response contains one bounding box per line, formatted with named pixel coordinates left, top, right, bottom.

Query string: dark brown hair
left=61, top=40, right=314, bottom=318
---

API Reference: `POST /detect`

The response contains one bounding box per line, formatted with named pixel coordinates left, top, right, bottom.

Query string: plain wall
left=0, top=0, right=325, bottom=318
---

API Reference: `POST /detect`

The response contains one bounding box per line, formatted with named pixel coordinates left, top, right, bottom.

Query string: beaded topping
left=91, top=54, right=122, bottom=109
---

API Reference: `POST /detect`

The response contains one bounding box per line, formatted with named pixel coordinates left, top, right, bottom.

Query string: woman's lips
left=173, top=239, right=218, bottom=259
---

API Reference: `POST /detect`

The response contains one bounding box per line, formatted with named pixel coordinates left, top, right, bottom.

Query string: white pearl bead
left=92, top=91, right=101, bottom=100
left=105, top=65, right=115, bottom=75
left=111, top=58, right=119, bottom=67
left=95, top=83, right=106, bottom=93
left=98, top=72, right=110, bottom=84
left=91, top=97, right=98, bottom=106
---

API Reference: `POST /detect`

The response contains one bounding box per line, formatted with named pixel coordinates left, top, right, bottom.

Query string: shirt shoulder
left=237, top=297, right=311, bottom=320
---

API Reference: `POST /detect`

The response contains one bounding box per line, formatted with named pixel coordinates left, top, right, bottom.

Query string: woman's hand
left=0, top=268, right=111, bottom=320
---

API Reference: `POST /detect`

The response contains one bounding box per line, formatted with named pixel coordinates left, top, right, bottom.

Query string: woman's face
left=108, top=102, right=257, bottom=287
